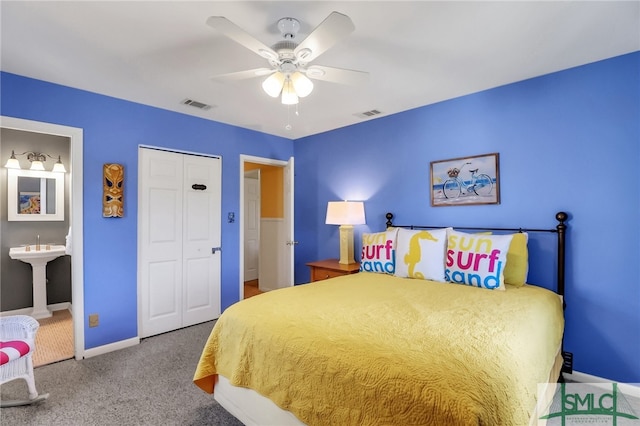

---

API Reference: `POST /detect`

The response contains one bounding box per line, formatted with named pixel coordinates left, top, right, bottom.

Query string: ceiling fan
left=206, top=11, right=369, bottom=105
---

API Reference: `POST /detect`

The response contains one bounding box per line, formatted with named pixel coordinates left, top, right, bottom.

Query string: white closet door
left=182, top=154, right=221, bottom=327
left=139, top=148, right=221, bottom=338
left=139, top=149, right=184, bottom=337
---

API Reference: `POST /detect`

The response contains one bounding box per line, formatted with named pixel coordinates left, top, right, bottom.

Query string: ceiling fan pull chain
left=285, top=104, right=292, bottom=131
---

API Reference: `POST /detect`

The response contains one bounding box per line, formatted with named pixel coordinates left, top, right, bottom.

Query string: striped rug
left=34, top=309, right=73, bottom=367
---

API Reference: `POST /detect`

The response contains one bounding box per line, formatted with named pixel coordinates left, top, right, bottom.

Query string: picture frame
left=430, top=153, right=500, bottom=207
left=19, top=191, right=41, bottom=214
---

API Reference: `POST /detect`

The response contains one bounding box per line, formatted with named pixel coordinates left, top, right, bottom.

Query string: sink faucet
left=36, top=235, right=40, bottom=251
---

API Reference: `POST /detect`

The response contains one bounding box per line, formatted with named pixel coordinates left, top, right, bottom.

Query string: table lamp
left=325, top=201, right=366, bottom=264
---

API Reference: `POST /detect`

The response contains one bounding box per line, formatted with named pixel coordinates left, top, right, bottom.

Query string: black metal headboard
left=385, top=211, right=568, bottom=300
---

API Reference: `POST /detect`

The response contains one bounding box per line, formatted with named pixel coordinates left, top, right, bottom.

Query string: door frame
left=239, top=155, right=293, bottom=299
left=1, top=116, right=85, bottom=360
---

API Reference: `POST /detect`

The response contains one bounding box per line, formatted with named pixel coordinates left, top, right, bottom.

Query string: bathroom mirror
left=7, top=168, right=64, bottom=221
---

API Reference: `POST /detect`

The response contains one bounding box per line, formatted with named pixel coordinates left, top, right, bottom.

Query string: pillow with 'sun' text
left=360, top=228, right=398, bottom=274
left=394, top=228, right=449, bottom=282
left=445, top=229, right=513, bottom=290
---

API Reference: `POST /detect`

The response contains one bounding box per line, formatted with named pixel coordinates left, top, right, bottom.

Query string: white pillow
left=445, top=229, right=513, bottom=290
left=360, top=228, right=398, bottom=274
left=394, top=228, right=449, bottom=281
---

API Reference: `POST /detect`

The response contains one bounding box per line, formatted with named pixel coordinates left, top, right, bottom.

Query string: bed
left=194, top=212, right=568, bottom=425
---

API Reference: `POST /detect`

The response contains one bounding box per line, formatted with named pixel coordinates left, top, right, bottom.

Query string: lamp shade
left=290, top=71, right=313, bottom=97
left=52, top=156, right=67, bottom=173
left=4, top=151, right=20, bottom=169
left=262, top=72, right=285, bottom=98
left=29, top=160, right=45, bottom=171
left=281, top=79, right=299, bottom=105
left=325, top=201, right=366, bottom=225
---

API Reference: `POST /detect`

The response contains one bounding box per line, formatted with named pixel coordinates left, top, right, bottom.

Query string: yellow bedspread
left=194, top=272, right=564, bottom=425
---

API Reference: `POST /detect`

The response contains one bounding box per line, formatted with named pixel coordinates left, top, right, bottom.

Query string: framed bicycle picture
left=430, top=153, right=500, bottom=207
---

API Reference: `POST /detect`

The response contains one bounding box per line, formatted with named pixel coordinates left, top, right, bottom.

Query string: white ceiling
left=2, top=1, right=638, bottom=140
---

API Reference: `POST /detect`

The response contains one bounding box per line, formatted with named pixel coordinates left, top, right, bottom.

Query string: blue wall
left=2, top=51, right=638, bottom=383
left=1, top=72, right=294, bottom=349
left=293, top=52, right=640, bottom=383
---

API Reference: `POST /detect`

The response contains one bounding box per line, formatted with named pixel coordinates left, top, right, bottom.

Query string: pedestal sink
left=9, top=245, right=67, bottom=319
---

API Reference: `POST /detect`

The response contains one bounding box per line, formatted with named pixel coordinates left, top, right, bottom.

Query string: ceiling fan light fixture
left=290, top=72, right=313, bottom=97
left=281, top=80, right=299, bottom=105
left=262, top=72, right=285, bottom=97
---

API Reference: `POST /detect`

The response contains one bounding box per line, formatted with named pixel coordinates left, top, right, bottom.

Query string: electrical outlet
left=88, top=313, right=99, bottom=328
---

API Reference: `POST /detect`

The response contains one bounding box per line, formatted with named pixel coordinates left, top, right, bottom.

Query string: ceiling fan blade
left=305, top=65, right=369, bottom=86
left=211, top=68, right=274, bottom=82
left=206, top=16, right=278, bottom=60
left=294, top=12, right=355, bottom=63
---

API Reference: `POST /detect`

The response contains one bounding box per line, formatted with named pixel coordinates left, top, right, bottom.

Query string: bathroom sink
left=9, top=245, right=66, bottom=264
left=9, top=244, right=67, bottom=319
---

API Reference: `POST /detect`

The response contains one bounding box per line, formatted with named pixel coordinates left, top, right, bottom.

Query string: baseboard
left=1, top=306, right=36, bottom=317
left=83, top=336, right=140, bottom=359
left=0, top=302, right=71, bottom=317
left=48, top=302, right=72, bottom=313
left=565, top=370, right=640, bottom=398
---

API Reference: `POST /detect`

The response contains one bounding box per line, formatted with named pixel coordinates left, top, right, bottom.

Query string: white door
left=139, top=149, right=183, bottom=337
left=284, top=157, right=295, bottom=286
left=182, top=154, right=221, bottom=327
left=139, top=148, right=221, bottom=338
left=244, top=170, right=260, bottom=281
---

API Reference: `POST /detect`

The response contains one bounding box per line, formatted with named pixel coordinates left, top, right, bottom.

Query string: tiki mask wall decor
left=103, top=163, right=124, bottom=218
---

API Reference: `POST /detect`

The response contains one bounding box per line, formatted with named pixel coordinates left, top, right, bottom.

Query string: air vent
left=355, top=109, right=382, bottom=119
left=181, top=99, right=213, bottom=111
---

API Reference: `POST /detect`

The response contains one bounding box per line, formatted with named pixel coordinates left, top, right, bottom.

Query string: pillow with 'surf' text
left=445, top=229, right=513, bottom=290
left=360, top=229, right=398, bottom=274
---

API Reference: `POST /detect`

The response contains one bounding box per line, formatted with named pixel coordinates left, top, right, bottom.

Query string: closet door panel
left=139, top=148, right=184, bottom=337
left=182, top=155, right=221, bottom=327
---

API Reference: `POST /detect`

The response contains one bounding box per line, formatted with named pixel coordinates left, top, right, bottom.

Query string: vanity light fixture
left=51, top=156, right=67, bottom=173
left=4, top=151, right=20, bottom=169
left=4, top=150, right=66, bottom=173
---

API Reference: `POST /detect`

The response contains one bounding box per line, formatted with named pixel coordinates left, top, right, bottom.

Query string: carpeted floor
left=34, top=309, right=74, bottom=367
left=0, top=320, right=242, bottom=426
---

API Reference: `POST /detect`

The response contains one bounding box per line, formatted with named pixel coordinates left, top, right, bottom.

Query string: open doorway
left=0, top=116, right=84, bottom=361
left=243, top=168, right=261, bottom=299
left=239, top=155, right=294, bottom=300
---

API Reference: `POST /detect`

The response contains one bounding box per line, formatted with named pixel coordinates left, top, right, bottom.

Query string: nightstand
left=306, top=259, right=360, bottom=282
